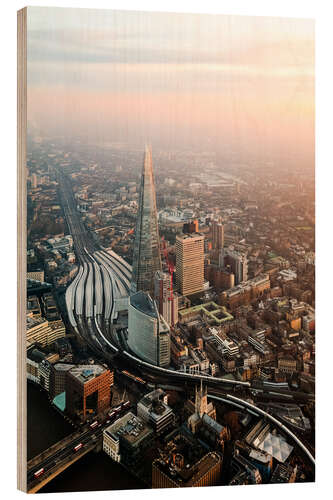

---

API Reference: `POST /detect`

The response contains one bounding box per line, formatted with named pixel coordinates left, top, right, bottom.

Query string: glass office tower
left=131, top=146, right=162, bottom=295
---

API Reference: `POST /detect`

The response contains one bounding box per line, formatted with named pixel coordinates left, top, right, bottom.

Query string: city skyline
left=22, top=6, right=315, bottom=494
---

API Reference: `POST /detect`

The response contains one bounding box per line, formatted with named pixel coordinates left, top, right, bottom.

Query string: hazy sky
left=27, top=7, right=314, bottom=166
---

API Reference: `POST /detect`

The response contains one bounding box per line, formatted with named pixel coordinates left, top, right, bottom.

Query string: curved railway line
left=57, top=169, right=315, bottom=471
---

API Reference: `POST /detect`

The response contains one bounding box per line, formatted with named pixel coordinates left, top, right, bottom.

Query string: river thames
left=27, top=382, right=145, bottom=493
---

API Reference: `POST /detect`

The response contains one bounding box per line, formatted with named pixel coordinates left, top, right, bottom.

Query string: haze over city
left=27, top=8, right=314, bottom=169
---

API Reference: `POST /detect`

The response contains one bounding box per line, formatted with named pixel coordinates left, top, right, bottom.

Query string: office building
left=233, top=441, right=273, bottom=482
left=178, top=302, right=233, bottom=326
left=66, top=364, right=113, bottom=421
left=152, top=446, right=222, bottom=488
left=131, top=146, right=162, bottom=295
left=220, top=248, right=248, bottom=285
left=220, top=274, right=270, bottom=310
left=183, top=219, right=199, bottom=234
left=176, top=233, right=204, bottom=296
left=127, top=291, right=170, bottom=367
left=211, top=218, right=224, bottom=250
left=41, top=292, right=61, bottom=322
left=137, top=389, right=175, bottom=434
left=38, top=359, right=52, bottom=392
left=27, top=295, right=41, bottom=318
left=188, top=347, right=210, bottom=372
left=270, top=463, right=298, bottom=483
left=205, top=264, right=235, bottom=291
left=278, top=355, right=297, bottom=374
left=230, top=451, right=262, bottom=485
left=50, top=363, right=75, bottom=398
left=27, top=270, right=45, bottom=282
left=154, top=270, right=178, bottom=326
left=31, top=173, right=38, bottom=189
left=26, top=315, right=66, bottom=348
left=103, top=412, right=153, bottom=464
left=27, top=348, right=45, bottom=384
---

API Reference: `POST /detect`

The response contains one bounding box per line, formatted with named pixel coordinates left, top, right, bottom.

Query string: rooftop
left=130, top=291, right=158, bottom=318
left=176, top=233, right=204, bottom=241
left=258, top=432, right=293, bottom=463
left=52, top=391, right=66, bottom=412
left=270, top=463, right=295, bottom=483
left=223, top=274, right=270, bottom=297
left=27, top=348, right=45, bottom=363
left=69, top=364, right=107, bottom=383
left=154, top=444, right=222, bottom=486
left=53, top=363, right=75, bottom=373
left=249, top=448, right=272, bottom=464
left=104, top=412, right=152, bottom=445
left=26, top=315, right=47, bottom=330
left=138, top=389, right=173, bottom=419
left=179, top=302, right=233, bottom=324
left=202, top=413, right=224, bottom=435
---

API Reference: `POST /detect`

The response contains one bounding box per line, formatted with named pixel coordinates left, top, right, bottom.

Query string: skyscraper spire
left=131, top=146, right=162, bottom=295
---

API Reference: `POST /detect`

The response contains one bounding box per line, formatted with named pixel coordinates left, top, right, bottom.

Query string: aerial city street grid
left=26, top=140, right=315, bottom=492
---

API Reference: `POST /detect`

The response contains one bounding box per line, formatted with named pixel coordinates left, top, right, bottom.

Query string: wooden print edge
left=17, top=6, right=27, bottom=493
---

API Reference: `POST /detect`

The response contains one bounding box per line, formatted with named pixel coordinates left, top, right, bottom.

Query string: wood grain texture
left=17, top=6, right=27, bottom=493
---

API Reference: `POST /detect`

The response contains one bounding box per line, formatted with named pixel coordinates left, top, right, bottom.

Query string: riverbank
left=39, top=450, right=146, bottom=493
left=27, top=382, right=74, bottom=461
left=27, top=382, right=146, bottom=492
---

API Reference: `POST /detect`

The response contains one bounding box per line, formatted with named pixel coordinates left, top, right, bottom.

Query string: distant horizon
left=27, top=6, right=314, bottom=170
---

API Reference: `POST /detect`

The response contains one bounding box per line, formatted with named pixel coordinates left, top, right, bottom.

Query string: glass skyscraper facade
left=131, top=146, right=162, bottom=295
left=128, top=291, right=170, bottom=367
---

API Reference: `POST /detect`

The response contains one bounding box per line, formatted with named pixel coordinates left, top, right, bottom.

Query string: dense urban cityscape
left=26, top=135, right=315, bottom=492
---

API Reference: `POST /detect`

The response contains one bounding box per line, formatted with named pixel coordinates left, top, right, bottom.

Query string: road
left=28, top=426, right=101, bottom=488
left=27, top=401, right=133, bottom=491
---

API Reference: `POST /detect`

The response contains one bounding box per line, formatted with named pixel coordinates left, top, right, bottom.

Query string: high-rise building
left=183, top=219, right=199, bottom=234
left=31, top=173, right=38, bottom=189
left=66, top=364, right=113, bottom=421
left=137, top=389, right=175, bottom=434
left=103, top=412, right=153, bottom=464
left=131, top=146, right=161, bottom=295
left=211, top=218, right=224, bottom=250
left=220, top=248, right=248, bottom=285
left=176, top=233, right=204, bottom=296
left=205, top=263, right=235, bottom=290
left=50, top=363, right=75, bottom=398
left=127, top=291, right=170, bottom=367
left=154, top=270, right=178, bottom=326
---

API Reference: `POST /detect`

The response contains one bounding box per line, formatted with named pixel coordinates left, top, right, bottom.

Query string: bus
left=34, top=468, right=45, bottom=479
left=74, top=443, right=83, bottom=452
left=122, top=400, right=131, bottom=410
left=90, top=421, right=98, bottom=429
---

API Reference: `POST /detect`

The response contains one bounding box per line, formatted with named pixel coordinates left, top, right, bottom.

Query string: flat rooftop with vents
left=104, top=412, right=152, bottom=447
left=68, top=364, right=107, bottom=384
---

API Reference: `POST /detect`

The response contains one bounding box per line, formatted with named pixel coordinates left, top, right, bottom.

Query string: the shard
left=131, top=146, right=162, bottom=295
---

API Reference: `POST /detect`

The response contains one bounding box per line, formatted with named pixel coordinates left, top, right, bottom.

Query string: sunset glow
left=27, top=7, right=314, bottom=166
